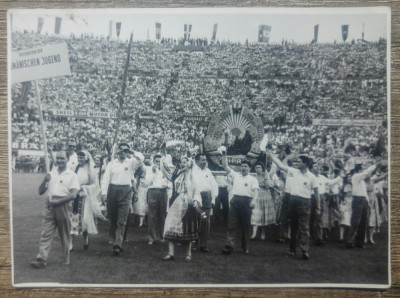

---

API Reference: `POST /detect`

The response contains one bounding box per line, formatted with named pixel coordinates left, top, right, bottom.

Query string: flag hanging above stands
left=55, top=17, right=62, bottom=34
left=258, top=25, right=271, bottom=43
left=342, top=24, right=349, bottom=42
left=116, top=22, right=121, bottom=37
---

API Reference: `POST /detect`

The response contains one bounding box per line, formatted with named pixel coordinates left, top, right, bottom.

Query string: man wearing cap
left=266, top=149, right=319, bottom=260
left=31, top=150, right=79, bottom=268
left=66, top=140, right=78, bottom=172
left=192, top=153, right=219, bottom=252
left=146, top=153, right=169, bottom=245
left=220, top=151, right=259, bottom=255
left=101, top=143, right=143, bottom=256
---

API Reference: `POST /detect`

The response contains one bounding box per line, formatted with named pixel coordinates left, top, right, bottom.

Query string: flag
left=362, top=22, right=365, bottom=41
left=258, top=25, right=271, bottom=43
left=116, top=22, right=121, bottom=38
left=184, top=24, right=192, bottom=41
left=212, top=24, right=218, bottom=43
left=55, top=17, right=62, bottom=34
left=314, top=24, right=319, bottom=43
left=37, top=17, right=44, bottom=34
left=342, top=25, right=349, bottom=42
left=109, top=20, right=113, bottom=38
left=155, top=22, right=161, bottom=40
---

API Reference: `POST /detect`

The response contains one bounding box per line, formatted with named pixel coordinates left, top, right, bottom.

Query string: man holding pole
left=31, top=150, right=79, bottom=268
left=101, top=143, right=143, bottom=256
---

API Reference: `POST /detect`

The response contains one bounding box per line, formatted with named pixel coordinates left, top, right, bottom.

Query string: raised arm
left=221, top=150, right=232, bottom=175
left=265, top=149, right=289, bottom=172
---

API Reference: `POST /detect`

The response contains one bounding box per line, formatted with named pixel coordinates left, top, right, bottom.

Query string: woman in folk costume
left=134, top=168, right=151, bottom=227
left=163, top=156, right=200, bottom=261
left=366, top=171, right=387, bottom=244
left=70, top=150, right=107, bottom=250
left=250, top=162, right=276, bottom=240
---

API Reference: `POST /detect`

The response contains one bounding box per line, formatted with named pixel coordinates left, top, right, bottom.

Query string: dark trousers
left=226, top=195, right=251, bottom=250
left=107, top=184, right=132, bottom=248
left=346, top=196, right=368, bottom=246
left=289, top=196, right=311, bottom=254
left=214, top=187, right=229, bottom=225
left=279, top=192, right=291, bottom=239
left=147, top=188, right=167, bottom=242
left=310, top=194, right=325, bottom=241
left=199, top=191, right=213, bottom=248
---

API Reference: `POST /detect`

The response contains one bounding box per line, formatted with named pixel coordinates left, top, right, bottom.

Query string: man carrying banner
left=101, top=143, right=143, bottom=256
left=31, top=150, right=79, bottom=268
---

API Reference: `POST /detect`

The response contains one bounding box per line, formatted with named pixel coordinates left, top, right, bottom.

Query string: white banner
left=11, top=43, right=71, bottom=84
left=48, top=109, right=117, bottom=119
left=313, top=119, right=382, bottom=126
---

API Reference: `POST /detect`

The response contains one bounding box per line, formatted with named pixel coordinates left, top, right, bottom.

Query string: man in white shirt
left=31, top=150, right=79, bottom=268
left=66, top=140, right=78, bottom=172
left=310, top=162, right=342, bottom=246
left=146, top=154, right=169, bottom=245
left=346, top=160, right=384, bottom=248
left=192, top=153, right=218, bottom=252
left=101, top=143, right=143, bottom=256
left=220, top=151, right=259, bottom=255
left=266, top=149, right=319, bottom=260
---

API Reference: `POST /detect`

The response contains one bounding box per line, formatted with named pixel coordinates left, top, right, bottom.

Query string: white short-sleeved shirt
left=352, top=165, right=376, bottom=197
left=48, top=167, right=80, bottom=198
left=288, top=167, right=317, bottom=199
left=315, top=174, right=330, bottom=195
left=284, top=170, right=296, bottom=194
left=230, top=171, right=259, bottom=199
left=101, top=157, right=143, bottom=195
left=67, top=152, right=78, bottom=172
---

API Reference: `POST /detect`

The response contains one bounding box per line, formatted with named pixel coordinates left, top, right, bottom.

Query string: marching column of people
left=31, top=140, right=388, bottom=267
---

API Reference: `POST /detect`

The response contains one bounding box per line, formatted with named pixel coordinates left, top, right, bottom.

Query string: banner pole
left=112, top=32, right=133, bottom=147
left=34, top=80, right=50, bottom=173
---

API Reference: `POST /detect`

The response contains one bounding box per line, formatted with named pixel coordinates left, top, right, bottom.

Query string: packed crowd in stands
left=11, top=31, right=387, bottom=158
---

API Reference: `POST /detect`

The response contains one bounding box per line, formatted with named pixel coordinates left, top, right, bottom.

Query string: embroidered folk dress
left=70, top=165, right=103, bottom=235
left=251, top=174, right=276, bottom=226
left=163, top=171, right=199, bottom=243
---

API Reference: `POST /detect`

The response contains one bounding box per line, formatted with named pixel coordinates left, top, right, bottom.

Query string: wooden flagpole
left=34, top=80, right=50, bottom=173
left=112, top=32, right=134, bottom=148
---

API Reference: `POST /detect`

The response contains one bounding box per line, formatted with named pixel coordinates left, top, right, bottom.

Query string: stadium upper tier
left=11, top=32, right=387, bottom=154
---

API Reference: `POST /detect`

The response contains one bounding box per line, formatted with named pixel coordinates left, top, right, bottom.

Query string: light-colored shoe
left=185, top=255, right=192, bottom=261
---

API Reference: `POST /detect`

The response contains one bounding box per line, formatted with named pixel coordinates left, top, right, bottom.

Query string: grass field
left=11, top=172, right=389, bottom=287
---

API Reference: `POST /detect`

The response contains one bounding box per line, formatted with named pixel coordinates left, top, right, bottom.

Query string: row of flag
left=37, top=17, right=352, bottom=43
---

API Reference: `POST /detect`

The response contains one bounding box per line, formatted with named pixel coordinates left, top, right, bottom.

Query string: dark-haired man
left=31, top=150, right=79, bottom=268
left=101, top=143, right=143, bottom=256
left=192, top=153, right=218, bottom=252
left=146, top=154, right=169, bottom=245
left=266, top=149, right=318, bottom=260
left=66, top=140, right=78, bottom=172
left=346, top=160, right=384, bottom=249
left=221, top=151, right=259, bottom=255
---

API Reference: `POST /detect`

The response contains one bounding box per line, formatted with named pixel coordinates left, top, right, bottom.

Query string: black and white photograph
left=8, top=7, right=390, bottom=288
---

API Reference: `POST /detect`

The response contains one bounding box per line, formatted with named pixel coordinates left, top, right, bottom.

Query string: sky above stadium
left=9, top=7, right=389, bottom=44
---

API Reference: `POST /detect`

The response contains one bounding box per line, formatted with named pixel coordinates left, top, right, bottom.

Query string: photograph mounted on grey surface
left=8, top=7, right=390, bottom=287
